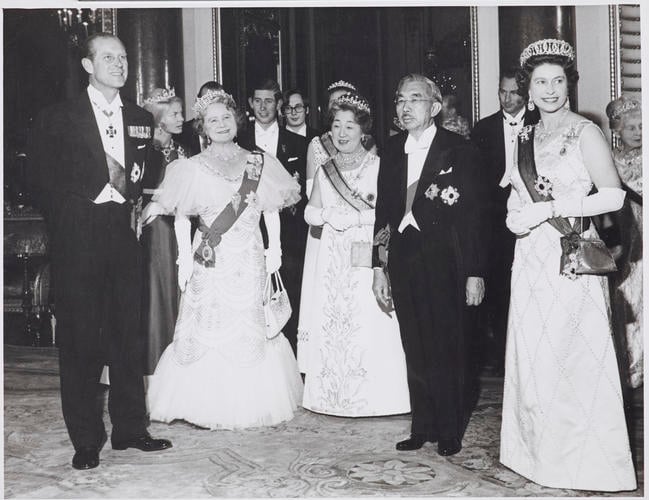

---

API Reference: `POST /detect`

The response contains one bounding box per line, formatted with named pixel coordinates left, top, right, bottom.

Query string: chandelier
left=54, top=8, right=115, bottom=46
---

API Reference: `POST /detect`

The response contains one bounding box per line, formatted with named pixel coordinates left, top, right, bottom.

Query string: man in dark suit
left=29, top=33, right=171, bottom=471
left=175, top=80, right=223, bottom=155
left=237, top=78, right=308, bottom=354
left=282, top=88, right=319, bottom=142
left=471, top=67, right=539, bottom=375
left=372, top=73, right=485, bottom=457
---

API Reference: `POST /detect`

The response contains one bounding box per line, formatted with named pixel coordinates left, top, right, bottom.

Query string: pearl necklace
left=206, top=144, right=241, bottom=161
left=335, top=147, right=367, bottom=170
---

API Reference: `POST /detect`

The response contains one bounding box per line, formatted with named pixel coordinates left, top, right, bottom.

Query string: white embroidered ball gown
left=300, top=143, right=410, bottom=417
left=499, top=120, right=636, bottom=491
left=146, top=149, right=303, bottom=430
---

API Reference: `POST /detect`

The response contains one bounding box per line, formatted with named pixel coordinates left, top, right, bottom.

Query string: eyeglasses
left=394, top=97, right=434, bottom=107
left=282, top=104, right=305, bottom=114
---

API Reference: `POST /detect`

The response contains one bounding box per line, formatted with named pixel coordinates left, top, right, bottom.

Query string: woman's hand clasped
left=506, top=201, right=553, bottom=235
left=323, top=207, right=357, bottom=231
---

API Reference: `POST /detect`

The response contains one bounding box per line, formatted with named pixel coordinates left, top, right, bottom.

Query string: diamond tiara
left=192, top=89, right=236, bottom=115
left=327, top=80, right=357, bottom=92
left=335, top=93, right=371, bottom=114
left=519, top=39, right=575, bottom=67
left=143, top=87, right=176, bottom=106
left=610, top=98, right=641, bottom=120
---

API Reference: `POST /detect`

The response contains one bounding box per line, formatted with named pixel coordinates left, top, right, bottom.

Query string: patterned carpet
left=4, top=345, right=644, bottom=498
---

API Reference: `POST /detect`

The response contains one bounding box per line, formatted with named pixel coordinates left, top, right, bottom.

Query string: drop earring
left=527, top=100, right=535, bottom=111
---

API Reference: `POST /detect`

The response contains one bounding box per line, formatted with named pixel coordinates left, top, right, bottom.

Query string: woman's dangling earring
left=563, top=97, right=571, bottom=110
left=527, top=100, right=535, bottom=111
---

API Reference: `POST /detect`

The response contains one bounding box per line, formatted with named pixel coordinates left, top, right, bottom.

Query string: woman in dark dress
left=141, top=88, right=188, bottom=374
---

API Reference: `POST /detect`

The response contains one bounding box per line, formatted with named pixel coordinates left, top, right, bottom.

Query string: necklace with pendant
left=536, top=107, right=570, bottom=142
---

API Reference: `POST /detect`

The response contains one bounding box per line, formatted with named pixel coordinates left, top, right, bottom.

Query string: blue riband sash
left=194, top=151, right=264, bottom=267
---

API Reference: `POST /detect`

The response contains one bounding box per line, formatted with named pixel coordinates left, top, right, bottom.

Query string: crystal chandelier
left=54, top=8, right=115, bottom=46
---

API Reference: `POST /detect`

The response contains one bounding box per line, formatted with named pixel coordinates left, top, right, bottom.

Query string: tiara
left=519, top=39, right=575, bottom=66
left=610, top=98, right=641, bottom=120
left=327, top=80, right=357, bottom=92
left=192, top=89, right=235, bottom=114
left=143, top=87, right=176, bottom=105
left=335, top=93, right=371, bottom=114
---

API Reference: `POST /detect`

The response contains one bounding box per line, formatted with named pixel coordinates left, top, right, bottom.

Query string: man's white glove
left=174, top=216, right=193, bottom=292
left=263, top=210, right=282, bottom=273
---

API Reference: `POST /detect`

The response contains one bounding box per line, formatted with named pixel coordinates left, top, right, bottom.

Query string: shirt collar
left=255, top=120, right=279, bottom=135
left=87, top=84, right=123, bottom=113
left=503, top=107, right=525, bottom=124
left=404, top=122, right=437, bottom=154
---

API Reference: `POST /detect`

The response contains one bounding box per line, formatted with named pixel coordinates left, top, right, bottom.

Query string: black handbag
left=559, top=231, right=618, bottom=278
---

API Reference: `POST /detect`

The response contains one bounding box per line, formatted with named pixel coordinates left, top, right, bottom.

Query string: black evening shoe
left=72, top=446, right=100, bottom=470
left=437, top=437, right=461, bottom=456
left=112, top=433, right=172, bottom=452
left=396, top=435, right=425, bottom=451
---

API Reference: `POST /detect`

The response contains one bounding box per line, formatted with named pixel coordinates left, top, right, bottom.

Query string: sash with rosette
left=194, top=151, right=264, bottom=267
left=319, top=133, right=375, bottom=211
left=319, top=134, right=375, bottom=267
left=516, top=126, right=588, bottom=234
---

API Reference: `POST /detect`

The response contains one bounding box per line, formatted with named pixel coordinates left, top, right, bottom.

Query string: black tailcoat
left=372, top=127, right=485, bottom=441
left=29, top=91, right=153, bottom=450
left=470, top=108, right=538, bottom=362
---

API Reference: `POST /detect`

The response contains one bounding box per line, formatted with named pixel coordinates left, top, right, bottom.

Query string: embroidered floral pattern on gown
left=146, top=151, right=303, bottom=430
left=612, top=146, right=643, bottom=388
left=300, top=152, right=410, bottom=417
left=499, top=120, right=637, bottom=491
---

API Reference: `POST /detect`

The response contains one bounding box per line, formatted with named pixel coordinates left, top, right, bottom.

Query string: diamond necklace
left=206, top=144, right=241, bottom=161
left=536, top=107, right=570, bottom=142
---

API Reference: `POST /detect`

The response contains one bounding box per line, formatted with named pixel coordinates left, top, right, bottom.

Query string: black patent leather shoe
left=437, top=437, right=462, bottom=456
left=72, top=447, right=100, bottom=470
left=396, top=436, right=425, bottom=451
left=112, top=433, right=172, bottom=452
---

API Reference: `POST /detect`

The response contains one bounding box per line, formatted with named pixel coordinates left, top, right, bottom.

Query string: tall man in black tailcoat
left=471, top=67, right=539, bottom=375
left=372, top=74, right=485, bottom=457
left=237, top=78, right=308, bottom=354
left=29, top=33, right=171, bottom=471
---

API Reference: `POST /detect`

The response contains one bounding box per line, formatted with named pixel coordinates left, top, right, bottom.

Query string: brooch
left=440, top=186, right=460, bottom=206
left=130, top=162, right=142, bottom=183
left=425, top=183, right=440, bottom=201
left=519, top=125, right=533, bottom=143
left=245, top=153, right=263, bottom=180
left=533, top=175, right=553, bottom=197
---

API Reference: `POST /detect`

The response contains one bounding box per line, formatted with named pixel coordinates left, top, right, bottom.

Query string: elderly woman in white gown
left=298, top=93, right=410, bottom=417
left=145, top=89, right=303, bottom=430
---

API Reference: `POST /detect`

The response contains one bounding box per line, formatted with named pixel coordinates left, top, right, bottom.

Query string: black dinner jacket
left=237, top=123, right=308, bottom=250
left=29, top=91, right=153, bottom=218
left=372, top=127, right=486, bottom=278
left=471, top=108, right=539, bottom=210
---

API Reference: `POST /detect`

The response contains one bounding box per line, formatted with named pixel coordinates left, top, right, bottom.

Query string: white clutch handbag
left=263, top=271, right=292, bottom=340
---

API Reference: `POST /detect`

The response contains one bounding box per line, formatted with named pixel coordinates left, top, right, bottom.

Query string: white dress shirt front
left=255, top=120, right=280, bottom=155
left=502, top=107, right=526, bottom=185
left=398, top=123, right=437, bottom=233
left=87, top=85, right=126, bottom=204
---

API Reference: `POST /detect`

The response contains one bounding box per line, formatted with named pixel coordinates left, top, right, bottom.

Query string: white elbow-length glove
left=553, top=187, right=626, bottom=217
left=264, top=211, right=282, bottom=273
left=175, top=216, right=193, bottom=292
